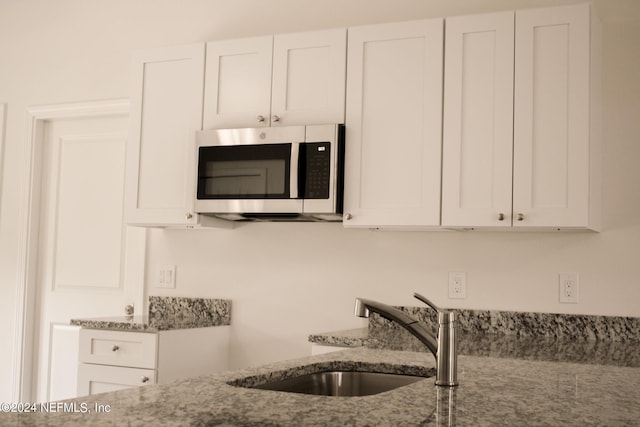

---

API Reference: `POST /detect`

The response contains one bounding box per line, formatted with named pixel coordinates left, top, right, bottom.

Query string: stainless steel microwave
left=194, top=124, right=344, bottom=221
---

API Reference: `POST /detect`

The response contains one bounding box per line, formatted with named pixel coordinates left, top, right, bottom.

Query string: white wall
left=1, top=0, right=639, bottom=401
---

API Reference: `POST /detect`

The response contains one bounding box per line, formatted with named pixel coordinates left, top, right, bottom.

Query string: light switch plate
left=157, top=265, right=176, bottom=289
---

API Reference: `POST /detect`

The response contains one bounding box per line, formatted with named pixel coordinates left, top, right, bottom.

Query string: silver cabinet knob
left=111, top=345, right=119, bottom=352
left=343, top=213, right=352, bottom=220
left=272, top=115, right=280, bottom=123
left=185, top=212, right=193, bottom=220
left=498, top=213, right=505, bottom=221
left=516, top=213, right=525, bottom=221
left=257, top=115, right=265, bottom=123
left=141, top=376, right=150, bottom=383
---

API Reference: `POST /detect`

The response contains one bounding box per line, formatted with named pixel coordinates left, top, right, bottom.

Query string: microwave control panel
left=301, top=142, right=331, bottom=199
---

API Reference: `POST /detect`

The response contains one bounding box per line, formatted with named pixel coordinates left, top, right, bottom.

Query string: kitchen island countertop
left=8, top=344, right=640, bottom=426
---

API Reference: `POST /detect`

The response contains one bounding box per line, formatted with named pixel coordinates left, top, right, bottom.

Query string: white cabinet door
left=271, top=28, right=346, bottom=126
left=204, top=36, right=273, bottom=129
left=126, top=43, right=205, bottom=227
left=513, top=3, right=600, bottom=230
left=442, top=11, right=515, bottom=228
left=204, top=29, right=346, bottom=129
left=343, top=19, right=443, bottom=228
left=442, top=4, right=600, bottom=231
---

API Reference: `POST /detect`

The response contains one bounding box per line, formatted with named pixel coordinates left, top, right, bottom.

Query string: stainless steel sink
left=250, top=370, right=427, bottom=397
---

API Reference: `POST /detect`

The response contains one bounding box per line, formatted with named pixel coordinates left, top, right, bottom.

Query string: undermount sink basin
left=248, top=370, right=427, bottom=397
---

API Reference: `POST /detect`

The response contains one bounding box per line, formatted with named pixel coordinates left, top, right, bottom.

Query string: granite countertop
left=310, top=327, right=640, bottom=368
left=8, top=346, right=640, bottom=426
left=70, top=296, right=232, bottom=331
left=13, top=305, right=639, bottom=425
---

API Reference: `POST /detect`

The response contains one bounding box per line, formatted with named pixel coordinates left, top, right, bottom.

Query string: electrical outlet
left=157, top=265, right=176, bottom=289
left=448, top=272, right=467, bottom=299
left=559, top=273, right=579, bottom=303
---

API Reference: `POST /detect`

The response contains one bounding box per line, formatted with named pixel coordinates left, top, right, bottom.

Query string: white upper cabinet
left=343, top=19, right=444, bottom=229
left=513, top=4, right=600, bottom=230
left=204, top=36, right=273, bottom=129
left=125, top=43, right=229, bottom=228
left=442, top=3, right=601, bottom=231
left=271, top=29, right=347, bottom=126
left=204, top=28, right=346, bottom=129
left=441, top=11, right=515, bottom=228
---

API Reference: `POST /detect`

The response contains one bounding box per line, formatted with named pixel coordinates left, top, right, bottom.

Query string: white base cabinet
left=442, top=3, right=601, bottom=231
left=77, top=327, right=229, bottom=397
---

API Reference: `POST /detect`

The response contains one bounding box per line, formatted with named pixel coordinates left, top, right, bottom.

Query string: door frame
left=13, top=99, right=146, bottom=401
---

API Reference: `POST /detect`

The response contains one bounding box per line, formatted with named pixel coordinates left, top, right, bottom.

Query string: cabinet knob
left=343, top=213, right=352, bottom=220
left=111, top=345, right=119, bottom=352
left=141, top=376, right=150, bottom=384
left=498, top=213, right=505, bottom=221
left=185, top=212, right=193, bottom=220
left=257, top=115, right=265, bottom=123
left=272, top=115, right=280, bottom=123
left=516, top=213, right=525, bottom=221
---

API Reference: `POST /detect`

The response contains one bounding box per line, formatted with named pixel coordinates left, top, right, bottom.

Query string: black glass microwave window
left=198, top=144, right=291, bottom=199
left=299, top=142, right=331, bottom=199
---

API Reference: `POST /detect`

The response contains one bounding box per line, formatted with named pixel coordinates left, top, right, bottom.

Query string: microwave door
left=195, top=142, right=303, bottom=214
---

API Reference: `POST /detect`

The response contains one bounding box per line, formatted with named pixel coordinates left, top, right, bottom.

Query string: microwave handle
left=290, top=142, right=299, bottom=199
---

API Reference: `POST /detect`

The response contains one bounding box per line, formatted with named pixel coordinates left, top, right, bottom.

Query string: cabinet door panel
left=442, top=11, right=515, bottom=228
left=126, top=43, right=204, bottom=226
left=344, top=19, right=443, bottom=228
left=513, top=4, right=591, bottom=227
left=204, top=36, right=273, bottom=129
left=271, top=28, right=346, bottom=125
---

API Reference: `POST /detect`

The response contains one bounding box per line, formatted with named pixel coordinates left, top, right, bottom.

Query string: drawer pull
left=141, top=376, right=150, bottom=383
left=111, top=345, right=120, bottom=352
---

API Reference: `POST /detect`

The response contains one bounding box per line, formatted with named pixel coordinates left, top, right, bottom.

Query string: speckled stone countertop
left=310, top=307, right=640, bottom=367
left=8, top=346, right=640, bottom=426
left=311, top=327, right=640, bottom=368
left=70, top=296, right=231, bottom=331
left=11, top=305, right=639, bottom=425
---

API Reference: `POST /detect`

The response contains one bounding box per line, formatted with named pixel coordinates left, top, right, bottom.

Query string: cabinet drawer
left=77, top=364, right=156, bottom=396
left=79, top=329, right=157, bottom=369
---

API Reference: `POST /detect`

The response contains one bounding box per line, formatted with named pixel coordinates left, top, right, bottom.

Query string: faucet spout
left=355, top=294, right=458, bottom=387
left=354, top=298, right=438, bottom=355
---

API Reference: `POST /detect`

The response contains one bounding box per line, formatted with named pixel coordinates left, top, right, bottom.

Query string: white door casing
left=13, top=100, right=146, bottom=402
left=0, top=103, right=6, bottom=216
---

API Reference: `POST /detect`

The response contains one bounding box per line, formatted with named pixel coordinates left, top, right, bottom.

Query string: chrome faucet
left=354, top=293, right=458, bottom=387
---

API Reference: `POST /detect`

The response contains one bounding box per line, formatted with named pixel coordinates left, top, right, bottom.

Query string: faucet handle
left=413, top=293, right=455, bottom=323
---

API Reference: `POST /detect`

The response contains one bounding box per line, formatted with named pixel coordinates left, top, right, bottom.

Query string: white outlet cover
left=559, top=273, right=579, bottom=304
left=448, top=272, right=467, bottom=299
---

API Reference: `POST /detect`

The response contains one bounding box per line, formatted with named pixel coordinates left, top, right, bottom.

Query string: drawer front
left=79, top=329, right=157, bottom=368
left=77, top=363, right=156, bottom=396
